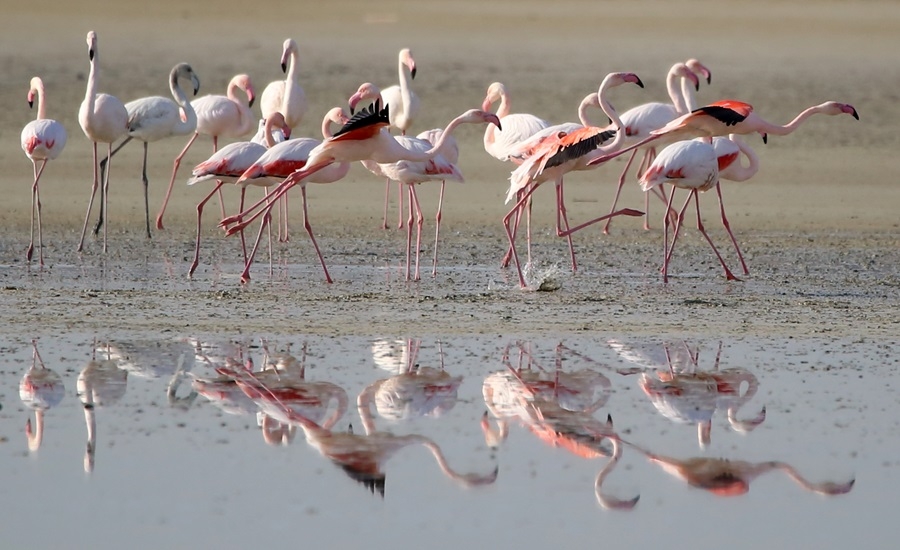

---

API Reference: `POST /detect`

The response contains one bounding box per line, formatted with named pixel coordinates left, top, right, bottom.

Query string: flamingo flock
left=20, top=31, right=859, bottom=287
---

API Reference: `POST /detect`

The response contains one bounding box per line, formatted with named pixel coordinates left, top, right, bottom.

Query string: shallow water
left=2, top=333, right=895, bottom=549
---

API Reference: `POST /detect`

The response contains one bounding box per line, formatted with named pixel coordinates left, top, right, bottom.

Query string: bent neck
left=170, top=71, right=197, bottom=133
left=667, top=65, right=690, bottom=114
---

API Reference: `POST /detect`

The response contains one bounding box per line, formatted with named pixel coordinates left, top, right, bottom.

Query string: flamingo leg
left=94, top=136, right=133, bottom=237
left=692, top=190, right=739, bottom=281
left=212, top=137, right=227, bottom=222
left=157, top=132, right=198, bottom=230
left=715, top=182, right=749, bottom=275
left=239, top=208, right=273, bottom=284
left=405, top=185, right=414, bottom=281
left=410, top=185, right=424, bottom=281
left=397, top=180, right=405, bottom=229
left=300, top=185, right=333, bottom=284
left=432, top=180, right=445, bottom=278
left=603, top=148, right=639, bottom=234
left=664, top=191, right=693, bottom=272
left=283, top=192, right=291, bottom=242
left=238, top=188, right=249, bottom=265
left=188, top=181, right=225, bottom=278
left=78, top=142, right=100, bottom=252
left=263, top=188, right=274, bottom=277
left=500, top=189, right=524, bottom=268
left=662, top=189, right=690, bottom=283
left=381, top=178, right=391, bottom=230
left=503, top=182, right=543, bottom=288
left=221, top=164, right=329, bottom=233
left=557, top=207, right=645, bottom=237
left=555, top=178, right=577, bottom=272
left=102, top=142, right=113, bottom=253
left=141, top=141, right=152, bottom=239
left=28, top=160, right=49, bottom=266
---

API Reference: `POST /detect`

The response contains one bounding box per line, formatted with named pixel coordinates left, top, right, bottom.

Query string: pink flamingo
left=220, top=103, right=502, bottom=283
left=156, top=74, right=256, bottom=230
left=260, top=38, right=308, bottom=131
left=185, top=112, right=291, bottom=278
left=235, top=107, right=352, bottom=283
left=19, top=340, right=65, bottom=453
left=502, top=72, right=646, bottom=288
left=21, top=77, right=67, bottom=266
left=603, top=60, right=708, bottom=233
left=95, top=63, right=201, bottom=239
left=414, top=127, right=460, bottom=278
left=588, top=99, right=859, bottom=169
left=349, top=49, right=419, bottom=230
left=77, top=31, right=128, bottom=254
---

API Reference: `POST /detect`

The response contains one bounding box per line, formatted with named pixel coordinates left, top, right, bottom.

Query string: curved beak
left=630, top=75, right=645, bottom=88
left=410, top=65, right=417, bottom=79
left=847, top=105, right=859, bottom=120
left=704, top=70, right=712, bottom=85
left=89, top=48, right=94, bottom=61
left=283, top=126, right=292, bottom=140
left=487, top=113, right=502, bottom=131
left=761, top=132, right=768, bottom=144
left=191, top=75, right=200, bottom=96
left=248, top=90, right=256, bottom=109
left=348, top=92, right=363, bottom=115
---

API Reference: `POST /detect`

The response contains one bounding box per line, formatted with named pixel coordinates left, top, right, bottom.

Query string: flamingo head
left=234, top=74, right=255, bottom=108
left=86, top=31, right=97, bottom=60
left=458, top=109, right=502, bottom=131
left=174, top=63, right=201, bottom=96
left=674, top=63, right=701, bottom=92
left=481, top=82, right=506, bottom=112
left=398, top=48, right=417, bottom=79
left=823, top=101, right=859, bottom=120
left=26, top=77, right=41, bottom=108
left=326, top=106, right=351, bottom=126
left=268, top=112, right=291, bottom=140
left=348, top=82, right=381, bottom=114
left=685, top=58, right=712, bottom=85
left=281, top=38, right=298, bottom=73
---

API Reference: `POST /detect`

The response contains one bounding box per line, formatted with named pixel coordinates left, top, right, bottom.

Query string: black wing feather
left=332, top=100, right=390, bottom=139
left=545, top=128, right=616, bottom=169
left=694, top=105, right=747, bottom=126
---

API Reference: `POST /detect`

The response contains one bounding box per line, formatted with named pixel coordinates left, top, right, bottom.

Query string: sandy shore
left=1, top=0, right=898, bottom=338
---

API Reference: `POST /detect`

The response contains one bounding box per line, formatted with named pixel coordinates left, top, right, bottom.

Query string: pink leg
left=28, top=160, right=49, bottom=265
left=692, top=190, right=739, bottom=281
left=102, top=142, right=112, bottom=253
left=500, top=189, right=524, bottom=268
left=554, top=178, right=577, bottom=272
left=78, top=142, right=100, bottom=252
left=188, top=181, right=225, bottom=278
left=300, top=185, right=333, bottom=283
left=663, top=190, right=692, bottom=283
left=238, top=188, right=249, bottom=264
left=239, top=210, right=273, bottom=284
left=409, top=185, right=424, bottom=281
left=557, top=207, right=645, bottom=237
left=603, top=148, right=639, bottom=234
left=212, top=137, right=227, bottom=221
left=715, top=182, right=749, bottom=275
left=281, top=192, right=290, bottom=242
left=156, top=132, right=198, bottom=230
left=405, top=185, right=414, bottom=281
left=503, top=183, right=542, bottom=288
left=432, top=180, right=445, bottom=278
left=397, top=180, right=405, bottom=229
left=263, top=188, right=274, bottom=276
left=381, top=178, right=391, bottom=230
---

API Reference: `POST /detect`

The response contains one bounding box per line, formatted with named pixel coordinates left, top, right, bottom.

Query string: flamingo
left=235, top=107, right=352, bottom=283
left=19, top=340, right=65, bottom=453
left=588, top=99, right=859, bottom=168
left=220, top=103, right=502, bottom=283
left=413, top=127, right=460, bottom=278
left=185, top=112, right=291, bottom=278
left=156, top=73, right=256, bottom=230
left=95, top=63, right=201, bottom=239
left=260, top=38, right=308, bottom=131
left=348, top=48, right=419, bottom=230
left=21, top=76, right=67, bottom=266
left=77, top=343, right=129, bottom=473
left=77, top=30, right=128, bottom=254
left=603, top=60, right=707, bottom=233
left=502, top=73, right=646, bottom=288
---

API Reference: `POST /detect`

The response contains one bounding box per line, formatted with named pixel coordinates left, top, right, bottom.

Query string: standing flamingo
left=235, top=107, right=352, bottom=283
left=502, top=73, right=646, bottom=288
left=603, top=61, right=706, bottom=233
left=21, top=77, right=67, bottom=266
left=77, top=30, right=128, bottom=253
left=156, top=74, right=256, bottom=230
left=220, top=103, right=502, bottom=283
left=19, top=340, right=65, bottom=453
left=413, top=127, right=460, bottom=278
left=588, top=99, right=859, bottom=168
left=348, top=48, right=419, bottom=230
left=260, top=38, right=308, bottom=130
left=185, top=112, right=291, bottom=278
left=95, top=63, right=201, bottom=239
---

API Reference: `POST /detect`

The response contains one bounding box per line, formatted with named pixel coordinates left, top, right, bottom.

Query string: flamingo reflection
left=78, top=342, right=129, bottom=473
left=359, top=339, right=462, bottom=423
left=610, top=340, right=766, bottom=447
left=225, top=366, right=497, bottom=497
left=19, top=340, right=65, bottom=453
left=99, top=339, right=197, bottom=408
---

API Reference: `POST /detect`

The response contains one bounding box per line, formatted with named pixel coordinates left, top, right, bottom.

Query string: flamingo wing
left=331, top=101, right=390, bottom=142
left=693, top=100, right=754, bottom=126
left=545, top=127, right=617, bottom=169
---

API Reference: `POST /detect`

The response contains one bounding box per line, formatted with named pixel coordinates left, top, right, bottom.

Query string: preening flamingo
left=96, top=63, right=201, bottom=239
left=348, top=48, right=419, bottom=229
left=156, top=74, right=256, bottom=230
left=260, top=38, right=308, bottom=131
left=603, top=60, right=706, bottom=233
left=185, top=112, right=291, bottom=278
left=235, top=107, right=352, bottom=283
left=77, top=30, right=128, bottom=254
left=21, top=76, right=67, bottom=266
left=589, top=99, right=859, bottom=168
left=220, top=103, right=502, bottom=284
left=502, top=72, right=646, bottom=288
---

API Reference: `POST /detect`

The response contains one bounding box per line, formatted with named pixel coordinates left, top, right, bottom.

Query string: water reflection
left=19, top=340, right=65, bottom=452
left=360, top=339, right=462, bottom=423
left=78, top=343, right=129, bottom=473
left=610, top=339, right=766, bottom=447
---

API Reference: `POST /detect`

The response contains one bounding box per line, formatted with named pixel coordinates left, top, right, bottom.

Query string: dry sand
left=1, top=0, right=898, bottom=339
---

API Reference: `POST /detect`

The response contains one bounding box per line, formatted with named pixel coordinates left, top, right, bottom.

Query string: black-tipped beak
left=762, top=133, right=768, bottom=144
left=635, top=77, right=644, bottom=88
left=281, top=62, right=287, bottom=73
left=852, top=108, right=859, bottom=120
left=496, top=121, right=502, bottom=131
left=28, top=100, right=34, bottom=109
left=89, top=49, right=94, bottom=61
left=410, top=67, right=417, bottom=79
left=248, top=97, right=255, bottom=108
left=350, top=106, right=355, bottom=115
left=706, top=74, right=712, bottom=85
left=695, top=81, right=700, bottom=92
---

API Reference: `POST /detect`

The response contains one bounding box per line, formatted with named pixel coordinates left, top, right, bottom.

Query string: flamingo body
left=260, top=38, right=307, bottom=130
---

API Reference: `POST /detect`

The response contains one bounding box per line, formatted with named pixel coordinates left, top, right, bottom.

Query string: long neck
left=577, top=93, right=598, bottom=127
left=378, top=113, right=472, bottom=164
left=26, top=410, right=44, bottom=452
left=594, top=438, right=640, bottom=509
left=397, top=58, right=413, bottom=113
left=356, top=381, right=381, bottom=435
left=263, top=117, right=280, bottom=147
left=34, top=81, right=48, bottom=120
left=286, top=48, right=299, bottom=86
left=757, top=103, right=834, bottom=136
left=768, top=461, right=855, bottom=495
left=227, top=81, right=253, bottom=135
left=322, top=114, right=339, bottom=139
left=720, top=135, right=760, bottom=182
left=169, top=71, right=197, bottom=134
left=594, top=79, right=628, bottom=154
left=723, top=369, right=767, bottom=431
left=667, top=65, right=689, bottom=114
left=496, top=88, right=510, bottom=118
left=681, top=75, right=698, bottom=112
left=84, top=406, right=96, bottom=473
left=403, top=434, right=498, bottom=487
left=85, top=54, right=99, bottom=111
